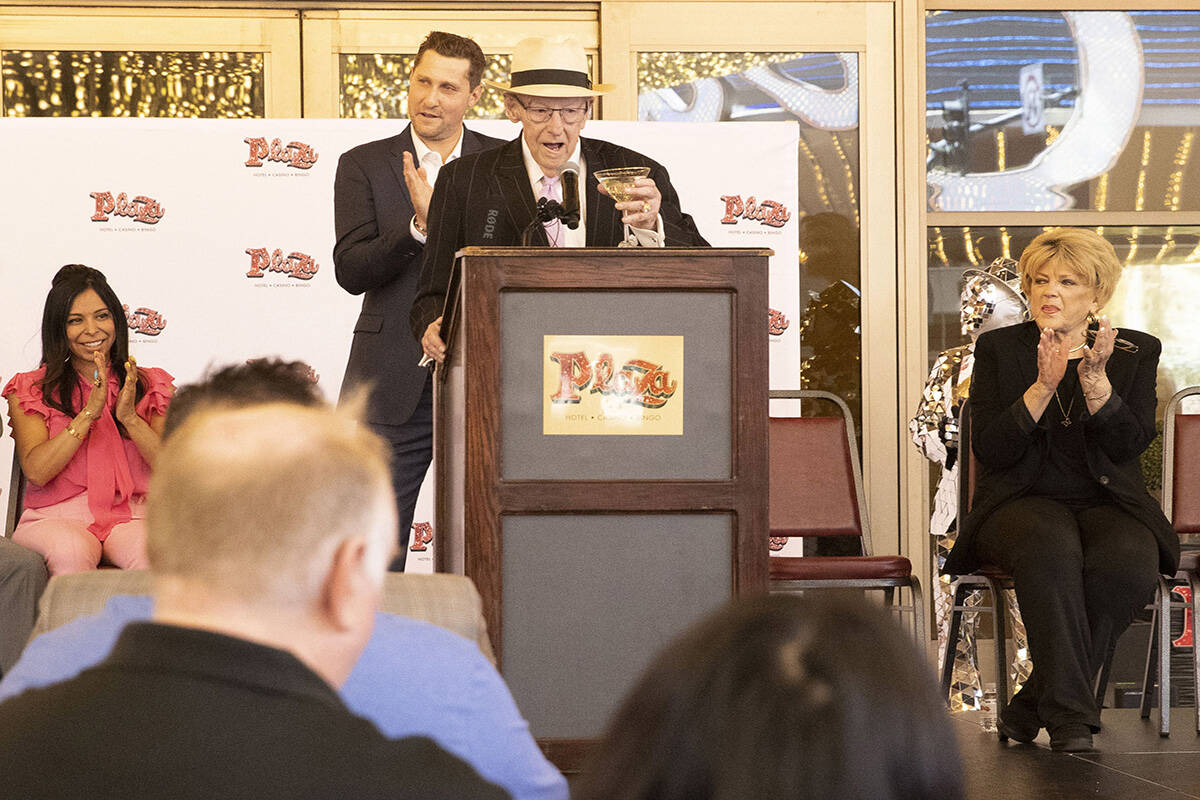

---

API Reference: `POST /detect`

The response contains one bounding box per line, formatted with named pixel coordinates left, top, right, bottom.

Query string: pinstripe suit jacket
left=408, top=135, right=709, bottom=340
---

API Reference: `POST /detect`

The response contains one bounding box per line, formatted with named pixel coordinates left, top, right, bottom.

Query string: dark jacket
left=944, top=321, right=1178, bottom=577
left=333, top=125, right=504, bottom=425
left=408, top=135, right=709, bottom=340
left=0, top=622, right=509, bottom=800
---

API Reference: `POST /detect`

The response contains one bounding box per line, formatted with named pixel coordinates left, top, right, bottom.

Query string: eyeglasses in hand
left=1085, top=326, right=1139, bottom=354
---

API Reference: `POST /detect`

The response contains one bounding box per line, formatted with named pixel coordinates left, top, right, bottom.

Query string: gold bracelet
left=66, top=423, right=86, bottom=440
left=80, top=407, right=97, bottom=420
left=1085, top=390, right=1111, bottom=402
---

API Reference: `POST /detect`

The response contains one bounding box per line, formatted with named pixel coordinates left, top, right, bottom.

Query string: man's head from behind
left=148, top=403, right=396, bottom=686
left=163, top=358, right=323, bottom=439
left=408, top=31, right=486, bottom=146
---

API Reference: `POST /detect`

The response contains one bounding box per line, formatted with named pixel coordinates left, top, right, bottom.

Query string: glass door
left=602, top=0, right=901, bottom=557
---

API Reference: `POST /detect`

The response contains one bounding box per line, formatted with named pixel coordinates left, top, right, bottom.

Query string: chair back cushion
left=769, top=416, right=862, bottom=538
left=32, top=570, right=496, bottom=664
left=1173, top=412, right=1200, bottom=534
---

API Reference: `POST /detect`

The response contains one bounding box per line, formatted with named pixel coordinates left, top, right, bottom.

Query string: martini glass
left=594, top=166, right=651, bottom=203
left=595, top=167, right=652, bottom=246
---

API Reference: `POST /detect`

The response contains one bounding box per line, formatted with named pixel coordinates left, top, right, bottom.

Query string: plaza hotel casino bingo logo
left=242, top=134, right=322, bottom=285
left=89, top=191, right=165, bottom=230
left=543, top=335, right=684, bottom=437
left=717, top=193, right=793, bottom=339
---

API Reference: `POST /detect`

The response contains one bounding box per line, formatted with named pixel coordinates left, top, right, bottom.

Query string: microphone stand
left=521, top=197, right=571, bottom=246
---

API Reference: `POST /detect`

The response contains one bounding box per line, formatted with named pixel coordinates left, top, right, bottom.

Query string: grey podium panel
left=499, top=291, right=732, bottom=480
left=501, top=513, right=733, bottom=739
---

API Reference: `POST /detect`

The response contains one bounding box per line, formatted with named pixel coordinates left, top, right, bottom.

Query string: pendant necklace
left=1054, top=389, right=1076, bottom=427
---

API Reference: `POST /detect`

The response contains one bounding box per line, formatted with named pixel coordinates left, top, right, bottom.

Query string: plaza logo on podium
left=245, top=247, right=319, bottom=281
left=244, top=137, right=319, bottom=171
left=543, top=335, right=683, bottom=436
left=90, top=192, right=165, bottom=225
left=123, top=305, right=167, bottom=336
left=768, top=308, right=790, bottom=336
left=719, top=195, right=791, bottom=229
left=409, top=522, right=434, bottom=552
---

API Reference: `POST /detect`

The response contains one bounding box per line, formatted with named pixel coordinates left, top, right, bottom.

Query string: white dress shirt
left=409, top=128, right=466, bottom=244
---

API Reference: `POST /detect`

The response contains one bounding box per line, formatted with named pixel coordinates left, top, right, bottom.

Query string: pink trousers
left=12, top=492, right=148, bottom=576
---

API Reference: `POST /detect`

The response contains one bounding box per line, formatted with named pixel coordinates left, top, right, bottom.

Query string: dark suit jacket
left=408, top=135, right=709, bottom=339
left=944, top=321, right=1178, bottom=577
left=334, top=125, right=503, bottom=425
left=0, top=622, right=509, bottom=800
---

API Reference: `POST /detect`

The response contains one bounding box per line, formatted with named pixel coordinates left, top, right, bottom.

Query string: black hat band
left=509, top=68, right=593, bottom=90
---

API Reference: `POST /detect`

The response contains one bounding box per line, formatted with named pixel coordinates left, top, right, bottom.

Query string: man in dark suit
left=0, top=403, right=508, bottom=800
left=334, top=31, right=502, bottom=569
left=410, top=35, right=709, bottom=360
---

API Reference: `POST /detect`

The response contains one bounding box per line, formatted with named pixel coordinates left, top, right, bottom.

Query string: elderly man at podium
left=410, top=35, right=709, bottom=362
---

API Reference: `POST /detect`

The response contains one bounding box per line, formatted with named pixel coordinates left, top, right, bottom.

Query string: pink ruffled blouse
left=3, top=365, right=174, bottom=540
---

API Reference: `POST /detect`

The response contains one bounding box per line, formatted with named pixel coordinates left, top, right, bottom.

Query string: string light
left=797, top=135, right=833, bottom=211
left=962, top=227, right=979, bottom=266
left=1165, top=131, right=1194, bottom=212
left=1135, top=130, right=1152, bottom=213
left=933, top=227, right=949, bottom=266
left=831, top=131, right=860, bottom=226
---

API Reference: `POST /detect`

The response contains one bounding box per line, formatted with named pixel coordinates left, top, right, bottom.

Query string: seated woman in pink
left=3, top=265, right=173, bottom=575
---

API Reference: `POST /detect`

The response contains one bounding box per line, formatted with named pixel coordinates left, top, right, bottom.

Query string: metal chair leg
left=986, top=578, right=1009, bottom=703
left=1094, top=634, right=1117, bottom=708
left=1190, top=572, right=1200, bottom=736
left=910, top=575, right=926, bottom=656
left=1141, top=603, right=1158, bottom=720
left=941, top=581, right=968, bottom=706
left=1159, top=577, right=1172, bottom=737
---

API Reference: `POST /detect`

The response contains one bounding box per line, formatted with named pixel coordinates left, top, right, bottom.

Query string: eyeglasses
left=514, top=97, right=590, bottom=124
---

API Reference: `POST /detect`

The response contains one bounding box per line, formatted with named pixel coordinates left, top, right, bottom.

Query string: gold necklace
left=1054, top=388, right=1076, bottom=427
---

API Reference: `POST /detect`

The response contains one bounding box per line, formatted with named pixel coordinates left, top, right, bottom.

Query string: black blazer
left=333, top=125, right=503, bottom=425
left=944, top=321, right=1178, bottom=577
left=408, top=135, right=710, bottom=340
left=0, top=622, right=509, bottom=799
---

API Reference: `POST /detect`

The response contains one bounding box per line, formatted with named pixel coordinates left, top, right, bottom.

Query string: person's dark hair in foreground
left=573, top=593, right=965, bottom=800
left=162, top=358, right=322, bottom=438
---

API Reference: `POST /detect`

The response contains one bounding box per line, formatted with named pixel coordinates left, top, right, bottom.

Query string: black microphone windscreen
left=561, top=161, right=581, bottom=229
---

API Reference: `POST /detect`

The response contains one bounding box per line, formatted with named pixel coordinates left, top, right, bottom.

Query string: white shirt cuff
left=628, top=215, right=665, bottom=248
left=410, top=216, right=428, bottom=245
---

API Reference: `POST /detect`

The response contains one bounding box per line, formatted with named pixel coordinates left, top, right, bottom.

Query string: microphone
left=560, top=162, right=581, bottom=229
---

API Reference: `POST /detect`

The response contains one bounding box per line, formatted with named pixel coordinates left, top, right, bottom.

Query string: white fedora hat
left=485, top=36, right=614, bottom=97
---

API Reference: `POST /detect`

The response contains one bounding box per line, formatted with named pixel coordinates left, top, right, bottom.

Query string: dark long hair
left=573, top=594, right=965, bottom=800
left=38, top=264, right=140, bottom=419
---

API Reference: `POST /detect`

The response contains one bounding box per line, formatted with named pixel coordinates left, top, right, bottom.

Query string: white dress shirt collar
left=412, top=126, right=465, bottom=179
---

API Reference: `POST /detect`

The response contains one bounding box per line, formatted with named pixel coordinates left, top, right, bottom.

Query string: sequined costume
left=910, top=259, right=1032, bottom=711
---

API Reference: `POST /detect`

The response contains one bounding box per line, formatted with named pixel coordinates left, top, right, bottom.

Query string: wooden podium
left=433, top=247, right=769, bottom=768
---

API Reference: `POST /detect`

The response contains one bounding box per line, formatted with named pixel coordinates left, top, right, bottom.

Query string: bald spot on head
left=147, top=403, right=394, bottom=605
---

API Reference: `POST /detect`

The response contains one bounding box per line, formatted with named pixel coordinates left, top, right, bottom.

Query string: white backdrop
left=0, top=118, right=798, bottom=572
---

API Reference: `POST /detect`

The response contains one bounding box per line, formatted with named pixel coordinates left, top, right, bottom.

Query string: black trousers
left=975, top=495, right=1158, bottom=732
left=370, top=375, right=434, bottom=572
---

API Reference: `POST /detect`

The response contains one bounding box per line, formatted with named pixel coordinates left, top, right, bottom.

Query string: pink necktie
left=540, top=176, right=565, bottom=247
